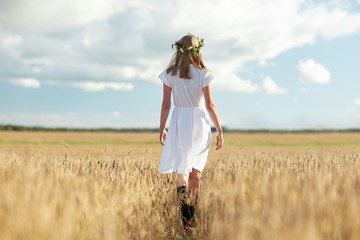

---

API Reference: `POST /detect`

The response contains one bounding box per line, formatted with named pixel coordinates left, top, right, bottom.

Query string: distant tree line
left=1, top=124, right=360, bottom=133
left=0, top=124, right=159, bottom=132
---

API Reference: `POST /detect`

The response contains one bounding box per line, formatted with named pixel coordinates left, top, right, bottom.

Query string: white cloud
left=0, top=112, right=161, bottom=128
left=0, top=0, right=359, bottom=92
left=0, top=112, right=129, bottom=128
left=70, top=81, right=133, bottom=92
left=301, top=87, right=307, bottom=93
left=1, top=35, right=22, bottom=58
left=113, top=111, right=121, bottom=117
left=262, top=76, right=287, bottom=94
left=32, top=67, right=42, bottom=73
left=43, top=81, right=61, bottom=86
left=355, top=98, right=360, bottom=105
left=0, top=0, right=126, bottom=33
left=172, top=0, right=360, bottom=61
left=297, top=59, right=331, bottom=84
left=214, top=76, right=260, bottom=93
left=11, top=78, right=40, bottom=88
left=259, top=60, right=267, bottom=67
left=211, top=63, right=260, bottom=93
left=346, top=107, right=354, bottom=113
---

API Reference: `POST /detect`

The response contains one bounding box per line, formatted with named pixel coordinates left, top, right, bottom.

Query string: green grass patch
left=227, top=141, right=360, bottom=147
left=1, top=139, right=360, bottom=147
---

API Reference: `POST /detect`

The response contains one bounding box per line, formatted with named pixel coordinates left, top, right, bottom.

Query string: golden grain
left=0, top=132, right=360, bottom=239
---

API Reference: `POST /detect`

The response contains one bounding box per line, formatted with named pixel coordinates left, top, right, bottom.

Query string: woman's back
left=158, top=33, right=223, bottom=229
left=159, top=65, right=214, bottom=108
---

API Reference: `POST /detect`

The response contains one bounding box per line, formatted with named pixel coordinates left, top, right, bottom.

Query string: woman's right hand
left=216, top=131, right=224, bottom=150
left=160, top=129, right=167, bottom=145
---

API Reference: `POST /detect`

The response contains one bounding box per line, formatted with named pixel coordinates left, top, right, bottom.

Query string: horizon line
left=1, top=124, right=360, bottom=133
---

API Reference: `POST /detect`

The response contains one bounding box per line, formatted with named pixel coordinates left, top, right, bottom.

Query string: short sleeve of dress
left=202, top=70, right=215, bottom=88
left=158, top=70, right=171, bottom=88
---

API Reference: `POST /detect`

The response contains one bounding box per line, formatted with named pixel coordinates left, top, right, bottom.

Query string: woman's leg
left=176, top=168, right=201, bottom=189
left=181, top=168, right=200, bottom=227
left=176, top=174, right=188, bottom=187
left=188, top=168, right=201, bottom=191
left=176, top=173, right=194, bottom=227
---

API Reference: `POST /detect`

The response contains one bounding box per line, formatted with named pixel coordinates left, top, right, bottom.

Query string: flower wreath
left=171, top=35, right=204, bottom=54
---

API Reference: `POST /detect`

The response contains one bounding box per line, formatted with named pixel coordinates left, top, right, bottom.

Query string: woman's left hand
left=160, top=129, right=167, bottom=145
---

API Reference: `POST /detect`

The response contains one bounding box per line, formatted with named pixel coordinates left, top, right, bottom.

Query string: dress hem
left=160, top=167, right=202, bottom=175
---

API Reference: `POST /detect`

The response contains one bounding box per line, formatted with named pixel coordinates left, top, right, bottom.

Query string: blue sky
left=0, top=0, right=360, bottom=129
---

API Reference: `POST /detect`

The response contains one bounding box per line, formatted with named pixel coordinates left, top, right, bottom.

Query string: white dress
left=159, top=64, right=214, bottom=175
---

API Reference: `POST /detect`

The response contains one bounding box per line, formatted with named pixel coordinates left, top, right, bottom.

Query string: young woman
left=159, top=34, right=223, bottom=227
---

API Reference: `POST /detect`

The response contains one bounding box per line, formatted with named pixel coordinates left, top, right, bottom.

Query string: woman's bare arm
left=159, top=83, right=172, bottom=145
left=203, top=83, right=224, bottom=150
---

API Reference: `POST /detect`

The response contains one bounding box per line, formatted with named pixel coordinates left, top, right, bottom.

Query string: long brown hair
left=166, top=34, right=207, bottom=79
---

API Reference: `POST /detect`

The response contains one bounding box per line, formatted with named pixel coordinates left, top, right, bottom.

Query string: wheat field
left=1, top=131, right=360, bottom=239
